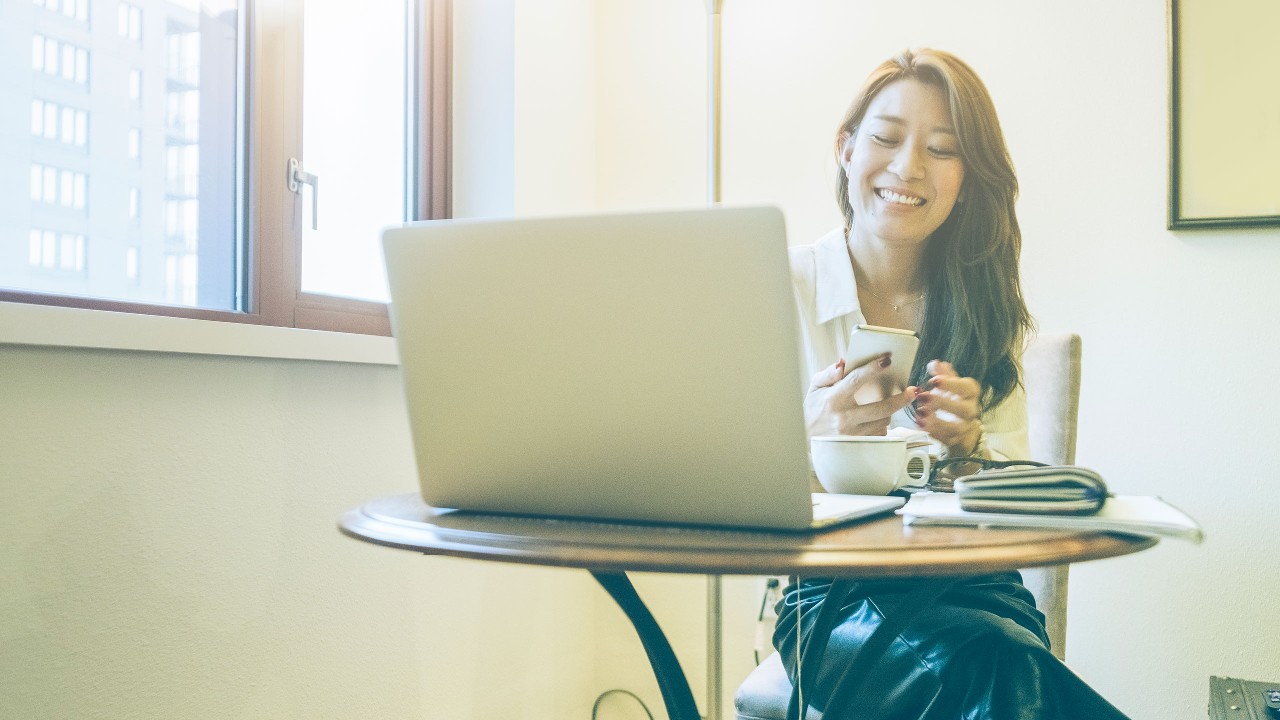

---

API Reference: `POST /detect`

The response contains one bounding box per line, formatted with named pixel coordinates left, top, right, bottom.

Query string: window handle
left=288, top=158, right=319, bottom=230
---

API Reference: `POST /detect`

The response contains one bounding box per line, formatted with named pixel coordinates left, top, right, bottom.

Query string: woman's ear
left=838, top=131, right=855, bottom=170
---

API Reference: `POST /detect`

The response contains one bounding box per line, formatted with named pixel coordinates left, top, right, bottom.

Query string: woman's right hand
left=804, top=354, right=919, bottom=437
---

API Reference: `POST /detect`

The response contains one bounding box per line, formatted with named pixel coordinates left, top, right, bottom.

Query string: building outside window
left=129, top=69, right=142, bottom=103
left=2, top=0, right=450, bottom=332
left=119, top=3, right=142, bottom=43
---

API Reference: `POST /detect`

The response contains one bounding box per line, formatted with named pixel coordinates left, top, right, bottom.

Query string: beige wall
left=0, top=343, right=599, bottom=719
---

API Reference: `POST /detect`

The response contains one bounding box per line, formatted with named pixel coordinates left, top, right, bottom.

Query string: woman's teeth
left=877, top=189, right=924, bottom=206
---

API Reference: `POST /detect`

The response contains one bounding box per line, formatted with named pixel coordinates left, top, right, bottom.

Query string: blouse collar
left=813, top=228, right=862, bottom=325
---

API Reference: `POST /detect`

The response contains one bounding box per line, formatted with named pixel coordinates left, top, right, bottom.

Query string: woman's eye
left=870, top=134, right=899, bottom=147
left=929, top=146, right=959, bottom=158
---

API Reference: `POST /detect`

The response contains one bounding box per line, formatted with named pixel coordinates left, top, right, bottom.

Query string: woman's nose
left=887, top=143, right=926, bottom=181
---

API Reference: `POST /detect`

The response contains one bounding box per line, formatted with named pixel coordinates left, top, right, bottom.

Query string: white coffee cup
left=809, top=436, right=931, bottom=495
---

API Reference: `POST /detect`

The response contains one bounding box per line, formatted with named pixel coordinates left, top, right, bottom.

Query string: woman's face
left=841, top=78, right=966, bottom=249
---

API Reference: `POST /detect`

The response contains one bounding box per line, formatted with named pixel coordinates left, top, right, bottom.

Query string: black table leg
left=591, top=570, right=701, bottom=720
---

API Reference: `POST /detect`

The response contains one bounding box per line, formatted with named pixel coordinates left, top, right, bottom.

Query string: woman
left=774, top=49, right=1128, bottom=719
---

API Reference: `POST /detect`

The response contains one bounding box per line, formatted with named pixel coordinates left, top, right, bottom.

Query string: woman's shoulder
left=788, top=228, right=845, bottom=280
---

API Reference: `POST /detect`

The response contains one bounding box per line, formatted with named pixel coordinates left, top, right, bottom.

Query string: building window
left=118, top=3, right=142, bottom=43
left=31, top=100, right=88, bottom=149
left=30, top=164, right=88, bottom=211
left=42, top=102, right=57, bottom=139
left=36, top=0, right=90, bottom=22
left=126, top=247, right=139, bottom=281
left=75, top=109, right=88, bottom=147
left=32, top=35, right=90, bottom=86
left=3, top=0, right=452, bottom=334
left=28, top=229, right=86, bottom=273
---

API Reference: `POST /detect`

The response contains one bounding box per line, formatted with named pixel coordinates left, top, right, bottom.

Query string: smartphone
left=845, top=324, right=920, bottom=392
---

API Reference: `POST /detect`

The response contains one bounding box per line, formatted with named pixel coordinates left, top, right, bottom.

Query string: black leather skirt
left=772, top=572, right=1130, bottom=720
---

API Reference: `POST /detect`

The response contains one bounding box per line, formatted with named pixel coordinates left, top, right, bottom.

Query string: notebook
left=381, top=206, right=904, bottom=531
left=899, top=493, right=1204, bottom=543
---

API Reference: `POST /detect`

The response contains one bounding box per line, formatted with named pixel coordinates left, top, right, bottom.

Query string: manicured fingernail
left=879, top=354, right=892, bottom=368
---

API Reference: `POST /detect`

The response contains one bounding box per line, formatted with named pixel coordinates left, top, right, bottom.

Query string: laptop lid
left=382, top=206, right=818, bottom=530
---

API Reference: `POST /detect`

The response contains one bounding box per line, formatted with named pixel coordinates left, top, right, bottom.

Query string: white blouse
left=789, top=228, right=1030, bottom=463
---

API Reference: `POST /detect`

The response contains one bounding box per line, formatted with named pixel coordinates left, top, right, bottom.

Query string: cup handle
left=900, top=446, right=931, bottom=488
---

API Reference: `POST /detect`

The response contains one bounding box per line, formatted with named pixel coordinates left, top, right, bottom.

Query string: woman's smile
left=875, top=187, right=927, bottom=207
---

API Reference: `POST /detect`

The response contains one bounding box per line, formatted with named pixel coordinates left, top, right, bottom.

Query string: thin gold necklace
left=860, top=285, right=926, bottom=312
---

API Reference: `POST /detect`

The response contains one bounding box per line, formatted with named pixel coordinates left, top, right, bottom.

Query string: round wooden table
left=339, top=493, right=1157, bottom=720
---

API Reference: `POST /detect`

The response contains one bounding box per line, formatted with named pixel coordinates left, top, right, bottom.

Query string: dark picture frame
left=1168, top=0, right=1280, bottom=230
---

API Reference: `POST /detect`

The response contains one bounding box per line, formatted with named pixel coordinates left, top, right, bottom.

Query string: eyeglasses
left=926, top=457, right=1048, bottom=492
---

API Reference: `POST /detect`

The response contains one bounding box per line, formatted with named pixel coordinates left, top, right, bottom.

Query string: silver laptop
left=382, top=206, right=904, bottom=531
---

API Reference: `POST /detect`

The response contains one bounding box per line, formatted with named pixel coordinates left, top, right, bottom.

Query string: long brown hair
left=834, top=48, right=1033, bottom=409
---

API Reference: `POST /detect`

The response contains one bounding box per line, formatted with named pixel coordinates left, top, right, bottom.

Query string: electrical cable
left=590, top=688, right=655, bottom=720
left=754, top=577, right=782, bottom=665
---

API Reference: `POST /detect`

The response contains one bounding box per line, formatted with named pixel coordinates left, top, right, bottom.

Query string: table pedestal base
left=592, top=571, right=702, bottom=720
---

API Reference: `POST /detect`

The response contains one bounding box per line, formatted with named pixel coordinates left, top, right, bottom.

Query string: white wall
left=0, top=342, right=598, bottom=719
left=583, top=1, right=1280, bottom=718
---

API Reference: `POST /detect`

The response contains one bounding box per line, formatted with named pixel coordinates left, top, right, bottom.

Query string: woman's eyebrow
left=869, top=114, right=956, bottom=135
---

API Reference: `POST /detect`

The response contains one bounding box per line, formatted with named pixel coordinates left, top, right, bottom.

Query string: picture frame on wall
left=1168, top=0, right=1280, bottom=230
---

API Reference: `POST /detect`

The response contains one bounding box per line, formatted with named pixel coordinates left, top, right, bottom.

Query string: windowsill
left=0, top=300, right=399, bottom=365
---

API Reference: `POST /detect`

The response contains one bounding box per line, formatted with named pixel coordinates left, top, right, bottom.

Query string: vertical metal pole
left=707, top=0, right=723, bottom=206
left=705, top=6, right=726, bottom=718
left=706, top=575, right=723, bottom=720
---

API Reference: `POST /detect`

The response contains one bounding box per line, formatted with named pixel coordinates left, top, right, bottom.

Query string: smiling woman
left=779, top=48, right=1128, bottom=720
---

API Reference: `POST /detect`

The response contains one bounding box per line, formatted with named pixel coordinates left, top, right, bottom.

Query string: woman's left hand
left=915, top=359, right=984, bottom=457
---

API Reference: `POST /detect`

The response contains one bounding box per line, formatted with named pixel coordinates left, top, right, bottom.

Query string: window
left=30, top=163, right=87, bottom=211
left=118, top=3, right=142, bottom=43
left=31, top=100, right=89, bottom=149
left=37, top=0, right=90, bottom=21
left=129, top=69, right=142, bottom=104
left=1, top=0, right=452, bottom=335
left=28, top=229, right=86, bottom=274
left=126, top=247, right=139, bottom=281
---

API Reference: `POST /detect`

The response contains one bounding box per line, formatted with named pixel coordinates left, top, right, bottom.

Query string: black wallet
left=954, top=464, right=1109, bottom=515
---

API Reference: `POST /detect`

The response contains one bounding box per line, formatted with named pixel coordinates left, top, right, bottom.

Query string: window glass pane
left=59, top=170, right=73, bottom=205
left=0, top=0, right=241, bottom=308
left=60, top=107, right=74, bottom=143
left=300, top=0, right=408, bottom=303
left=42, top=231, right=56, bottom=268
left=59, top=234, right=76, bottom=269
left=75, top=48, right=88, bottom=85
left=75, top=110, right=87, bottom=147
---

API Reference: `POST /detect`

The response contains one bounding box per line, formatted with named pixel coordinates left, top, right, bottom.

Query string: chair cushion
left=734, top=652, right=821, bottom=720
